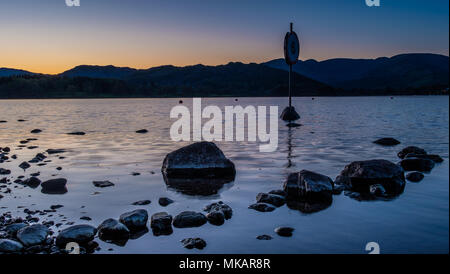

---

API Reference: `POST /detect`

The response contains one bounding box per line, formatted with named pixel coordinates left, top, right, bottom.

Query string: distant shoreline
left=0, top=93, right=448, bottom=100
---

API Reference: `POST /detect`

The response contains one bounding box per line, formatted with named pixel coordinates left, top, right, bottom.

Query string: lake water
left=0, top=96, right=448, bottom=254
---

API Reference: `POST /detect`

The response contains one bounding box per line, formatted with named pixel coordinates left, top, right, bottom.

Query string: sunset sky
left=0, top=0, right=448, bottom=74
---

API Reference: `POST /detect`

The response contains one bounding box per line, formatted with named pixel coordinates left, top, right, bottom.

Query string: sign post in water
left=280, top=22, right=301, bottom=123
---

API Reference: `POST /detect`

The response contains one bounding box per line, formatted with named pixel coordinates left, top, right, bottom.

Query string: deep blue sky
left=0, top=0, right=448, bottom=73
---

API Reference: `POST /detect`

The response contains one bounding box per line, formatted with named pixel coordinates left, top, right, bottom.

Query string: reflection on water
left=0, top=97, right=448, bottom=254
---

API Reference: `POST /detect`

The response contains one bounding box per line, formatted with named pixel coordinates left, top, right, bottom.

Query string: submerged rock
left=181, top=238, right=206, bottom=250
left=373, top=138, right=401, bottom=146
left=248, top=203, right=275, bottom=212
left=274, top=227, right=294, bottom=237
left=46, top=148, right=66, bottom=154
left=41, top=178, right=67, bottom=194
left=93, top=180, right=114, bottom=188
left=98, top=218, right=130, bottom=241
left=150, top=212, right=173, bottom=236
left=17, top=224, right=49, bottom=246
left=256, top=193, right=285, bottom=207
left=399, top=158, right=435, bottom=172
left=405, top=153, right=444, bottom=163
left=280, top=106, right=300, bottom=121
left=158, top=197, right=174, bottom=207
left=398, top=146, right=427, bottom=159
left=132, top=200, right=151, bottom=206
left=334, top=159, right=405, bottom=198
left=256, top=235, right=273, bottom=240
left=172, top=211, right=207, bottom=228
left=406, top=172, right=424, bottom=182
left=119, top=209, right=148, bottom=231
left=162, top=141, right=235, bottom=179
left=0, top=239, right=24, bottom=253
left=56, top=225, right=97, bottom=247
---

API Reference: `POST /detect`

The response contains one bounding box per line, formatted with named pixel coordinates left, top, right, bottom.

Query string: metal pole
left=289, top=64, right=292, bottom=108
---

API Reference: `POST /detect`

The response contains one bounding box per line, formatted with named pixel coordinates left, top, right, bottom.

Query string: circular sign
left=284, top=31, right=300, bottom=65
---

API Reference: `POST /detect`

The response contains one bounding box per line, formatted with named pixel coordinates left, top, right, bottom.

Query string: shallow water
left=0, top=96, right=448, bottom=254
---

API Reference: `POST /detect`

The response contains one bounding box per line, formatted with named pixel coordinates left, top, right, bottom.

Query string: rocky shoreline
left=0, top=132, right=445, bottom=254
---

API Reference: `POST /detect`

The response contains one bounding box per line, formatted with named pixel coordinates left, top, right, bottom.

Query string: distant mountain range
left=264, top=53, right=449, bottom=90
left=0, top=53, right=448, bottom=98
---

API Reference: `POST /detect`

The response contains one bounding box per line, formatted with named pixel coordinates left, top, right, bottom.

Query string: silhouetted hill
left=0, top=62, right=332, bottom=99
left=60, top=65, right=137, bottom=79
left=0, top=68, right=35, bottom=77
left=264, top=53, right=449, bottom=91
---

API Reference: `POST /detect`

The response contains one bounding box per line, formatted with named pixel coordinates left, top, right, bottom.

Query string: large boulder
left=172, top=211, right=207, bottom=228
left=282, top=170, right=334, bottom=213
left=16, top=224, right=49, bottom=246
left=334, top=159, right=406, bottom=197
left=119, top=209, right=148, bottom=231
left=162, top=142, right=236, bottom=196
left=162, top=142, right=235, bottom=179
left=399, top=158, right=435, bottom=172
left=398, top=146, right=427, bottom=159
left=150, top=212, right=173, bottom=236
left=56, top=225, right=97, bottom=247
left=97, top=218, right=130, bottom=242
left=0, top=239, right=24, bottom=253
left=283, top=170, right=333, bottom=203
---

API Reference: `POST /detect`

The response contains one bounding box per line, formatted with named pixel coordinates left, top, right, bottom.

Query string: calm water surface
left=0, top=96, right=448, bottom=254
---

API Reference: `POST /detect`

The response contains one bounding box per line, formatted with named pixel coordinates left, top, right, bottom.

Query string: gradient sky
left=0, top=0, right=448, bottom=74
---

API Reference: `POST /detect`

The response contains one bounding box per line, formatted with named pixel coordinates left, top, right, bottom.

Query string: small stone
left=248, top=203, right=275, bottom=212
left=158, top=197, right=174, bottom=207
left=274, top=227, right=294, bottom=237
left=93, top=180, right=114, bottom=188
left=172, top=211, right=207, bottom=228
left=80, top=216, right=92, bottom=221
left=373, top=138, right=401, bottom=146
left=30, top=129, right=42, bottom=134
left=256, top=235, right=273, bottom=240
left=56, top=225, right=97, bottom=247
left=150, top=212, right=173, bottom=236
left=19, top=161, right=31, bottom=170
left=399, top=158, right=435, bottom=172
left=135, top=129, right=148, bottom=133
left=132, top=200, right=151, bottom=206
left=97, top=218, right=130, bottom=241
left=67, top=132, right=85, bottom=135
left=406, top=172, right=425, bottom=182
left=181, top=238, right=206, bottom=250
left=119, top=209, right=148, bottom=231
left=398, top=146, right=427, bottom=159
left=256, top=193, right=285, bottom=207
